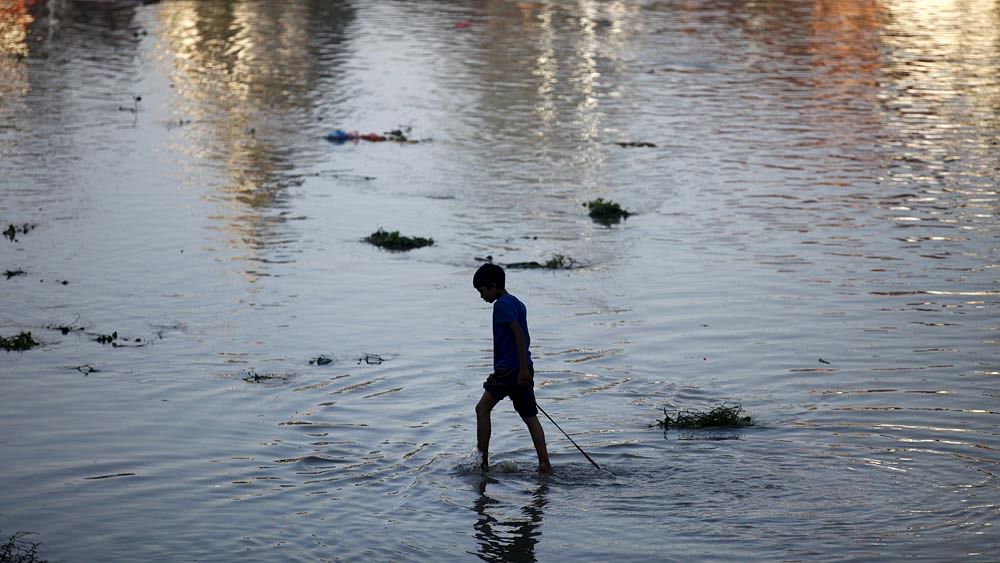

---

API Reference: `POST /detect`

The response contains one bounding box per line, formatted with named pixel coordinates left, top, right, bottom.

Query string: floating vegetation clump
left=95, top=332, right=118, bottom=345
left=3, top=223, right=35, bottom=242
left=4, top=269, right=26, bottom=279
left=506, top=254, right=578, bottom=270
left=93, top=331, right=146, bottom=348
left=656, top=403, right=754, bottom=430
left=0, top=332, right=40, bottom=352
left=309, top=355, right=333, bottom=366
left=0, top=530, right=47, bottom=563
left=242, top=369, right=290, bottom=383
left=365, top=228, right=434, bottom=251
left=584, top=198, right=631, bottom=225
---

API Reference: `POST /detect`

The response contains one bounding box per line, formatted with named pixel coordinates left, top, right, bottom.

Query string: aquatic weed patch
left=0, top=332, right=40, bottom=352
left=584, top=198, right=630, bottom=225
left=365, top=228, right=434, bottom=251
left=242, top=369, right=290, bottom=383
left=1, top=530, right=48, bottom=563
left=95, top=331, right=118, bottom=345
left=3, top=223, right=35, bottom=242
left=93, top=331, right=147, bottom=347
left=656, top=403, right=754, bottom=430
left=506, top=254, right=578, bottom=270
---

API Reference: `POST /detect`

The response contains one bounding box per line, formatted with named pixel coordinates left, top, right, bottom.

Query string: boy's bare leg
left=475, top=391, right=499, bottom=471
left=524, top=416, right=552, bottom=473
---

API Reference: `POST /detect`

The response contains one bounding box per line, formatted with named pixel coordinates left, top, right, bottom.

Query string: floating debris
left=325, top=127, right=423, bottom=144
left=0, top=530, right=47, bottom=563
left=365, top=228, right=434, bottom=251
left=616, top=141, right=656, bottom=148
left=91, top=331, right=145, bottom=348
left=584, top=198, right=631, bottom=225
left=0, top=332, right=40, bottom=352
left=506, top=254, right=577, bottom=270
left=4, top=269, right=26, bottom=279
left=95, top=332, right=118, bottom=345
left=84, top=472, right=136, bottom=480
left=118, top=95, right=141, bottom=113
left=76, top=364, right=99, bottom=375
left=358, top=354, right=384, bottom=365
left=317, top=170, right=376, bottom=181
left=3, top=223, right=35, bottom=242
left=309, top=355, right=333, bottom=366
left=242, top=369, right=290, bottom=383
left=655, top=403, right=754, bottom=430
left=46, top=322, right=83, bottom=335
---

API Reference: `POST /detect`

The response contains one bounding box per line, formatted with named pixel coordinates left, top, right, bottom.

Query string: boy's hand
left=517, top=366, right=531, bottom=385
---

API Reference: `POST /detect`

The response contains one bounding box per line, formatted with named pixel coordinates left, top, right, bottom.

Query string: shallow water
left=0, top=0, right=997, bottom=560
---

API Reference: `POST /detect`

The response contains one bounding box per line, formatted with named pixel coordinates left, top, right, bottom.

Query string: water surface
left=1, top=0, right=997, bottom=560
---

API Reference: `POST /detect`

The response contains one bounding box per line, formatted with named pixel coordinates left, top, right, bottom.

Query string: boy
left=473, top=263, right=552, bottom=473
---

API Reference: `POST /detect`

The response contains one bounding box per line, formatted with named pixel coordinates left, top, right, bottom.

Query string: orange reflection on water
left=808, top=0, right=885, bottom=82
left=155, top=1, right=321, bottom=283
left=0, top=0, right=34, bottom=58
left=0, top=0, right=36, bottom=106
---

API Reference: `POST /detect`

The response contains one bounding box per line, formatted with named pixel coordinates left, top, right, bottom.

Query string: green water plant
left=0, top=332, right=40, bottom=352
left=506, top=254, right=577, bottom=270
left=584, top=198, right=630, bottom=225
left=656, top=403, right=754, bottom=430
left=365, top=228, right=434, bottom=251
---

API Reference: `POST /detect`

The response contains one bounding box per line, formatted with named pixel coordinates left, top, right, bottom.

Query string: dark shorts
left=483, top=367, right=538, bottom=419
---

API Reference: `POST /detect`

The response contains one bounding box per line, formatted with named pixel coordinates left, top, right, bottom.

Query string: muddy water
left=1, top=0, right=997, bottom=561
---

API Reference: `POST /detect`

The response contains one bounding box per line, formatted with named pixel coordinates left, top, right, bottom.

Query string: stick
left=536, top=403, right=608, bottom=473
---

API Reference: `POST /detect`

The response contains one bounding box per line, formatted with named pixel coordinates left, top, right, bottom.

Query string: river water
left=0, top=0, right=997, bottom=561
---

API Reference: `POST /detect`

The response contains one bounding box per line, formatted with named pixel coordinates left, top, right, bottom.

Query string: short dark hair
left=473, top=263, right=505, bottom=289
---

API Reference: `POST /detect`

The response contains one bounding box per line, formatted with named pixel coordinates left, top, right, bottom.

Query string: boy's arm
left=508, top=321, right=531, bottom=385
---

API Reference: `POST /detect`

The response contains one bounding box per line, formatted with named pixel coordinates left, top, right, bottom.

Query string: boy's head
left=473, top=263, right=505, bottom=303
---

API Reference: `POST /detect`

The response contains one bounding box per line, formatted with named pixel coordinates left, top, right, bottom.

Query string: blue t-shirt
left=493, top=294, right=532, bottom=370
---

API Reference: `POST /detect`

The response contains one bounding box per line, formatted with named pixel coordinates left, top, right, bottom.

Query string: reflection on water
left=0, top=0, right=997, bottom=560
left=154, top=1, right=356, bottom=279
left=0, top=0, right=32, bottom=59
left=0, top=1, right=33, bottom=155
left=473, top=478, right=547, bottom=563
